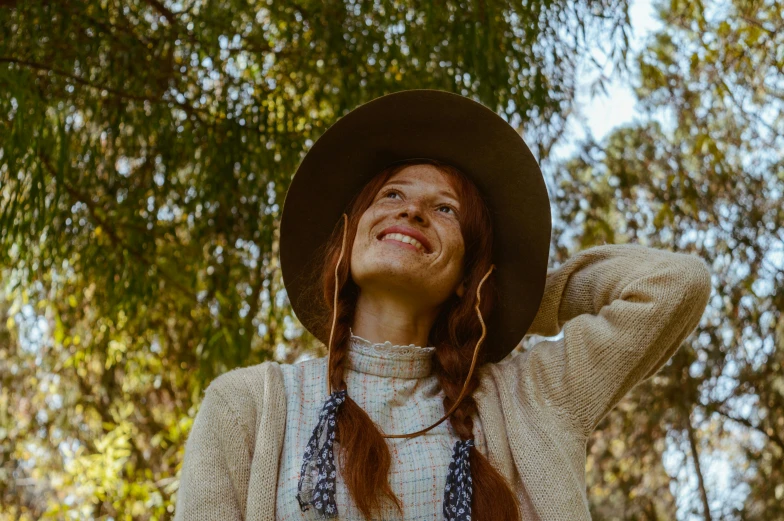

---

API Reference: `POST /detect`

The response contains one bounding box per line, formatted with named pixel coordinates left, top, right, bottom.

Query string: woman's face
left=350, top=164, right=466, bottom=309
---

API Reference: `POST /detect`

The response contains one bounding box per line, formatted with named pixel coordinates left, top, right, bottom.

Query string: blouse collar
left=347, top=329, right=436, bottom=379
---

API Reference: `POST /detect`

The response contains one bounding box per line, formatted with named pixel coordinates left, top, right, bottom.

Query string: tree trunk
left=685, top=407, right=713, bottom=521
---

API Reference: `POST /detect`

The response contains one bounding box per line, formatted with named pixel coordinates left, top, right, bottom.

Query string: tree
left=0, top=0, right=633, bottom=517
left=550, top=0, right=783, bottom=518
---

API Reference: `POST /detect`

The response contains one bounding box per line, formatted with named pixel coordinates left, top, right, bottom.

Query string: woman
left=174, top=90, right=711, bottom=521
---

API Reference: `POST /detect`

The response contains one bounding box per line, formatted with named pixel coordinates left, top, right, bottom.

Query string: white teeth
left=381, top=232, right=426, bottom=252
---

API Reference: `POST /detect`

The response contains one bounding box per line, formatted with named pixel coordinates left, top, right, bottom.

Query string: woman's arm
left=174, top=379, right=253, bottom=521
left=519, top=243, right=711, bottom=437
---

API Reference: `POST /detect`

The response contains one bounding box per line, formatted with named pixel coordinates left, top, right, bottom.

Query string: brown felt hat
left=279, top=89, right=551, bottom=363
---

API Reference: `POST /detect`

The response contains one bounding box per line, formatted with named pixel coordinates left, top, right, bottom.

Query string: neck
left=351, top=290, right=439, bottom=348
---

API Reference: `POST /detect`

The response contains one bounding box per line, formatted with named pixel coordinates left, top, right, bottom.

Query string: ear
left=456, top=280, right=467, bottom=298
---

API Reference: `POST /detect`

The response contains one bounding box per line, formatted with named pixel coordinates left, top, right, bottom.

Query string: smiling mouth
left=377, top=232, right=429, bottom=253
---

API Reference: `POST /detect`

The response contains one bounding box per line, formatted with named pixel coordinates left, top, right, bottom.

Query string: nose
left=397, top=199, right=428, bottom=224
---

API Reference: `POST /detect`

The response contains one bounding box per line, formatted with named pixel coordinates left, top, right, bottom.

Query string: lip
left=377, top=225, right=433, bottom=253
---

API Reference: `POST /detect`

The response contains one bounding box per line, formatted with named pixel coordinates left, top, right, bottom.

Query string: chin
left=366, top=263, right=424, bottom=285
left=352, top=260, right=422, bottom=289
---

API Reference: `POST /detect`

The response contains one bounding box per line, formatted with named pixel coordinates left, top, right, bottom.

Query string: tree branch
left=683, top=405, right=713, bottom=521
left=142, top=0, right=178, bottom=26
left=0, top=57, right=151, bottom=102
left=712, top=407, right=784, bottom=454
left=740, top=16, right=777, bottom=36
left=0, top=56, right=209, bottom=119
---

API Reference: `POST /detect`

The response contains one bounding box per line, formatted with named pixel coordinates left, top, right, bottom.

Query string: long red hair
left=315, top=159, right=520, bottom=520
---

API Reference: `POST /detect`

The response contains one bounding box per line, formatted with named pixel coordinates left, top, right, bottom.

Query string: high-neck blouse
left=275, top=333, right=488, bottom=520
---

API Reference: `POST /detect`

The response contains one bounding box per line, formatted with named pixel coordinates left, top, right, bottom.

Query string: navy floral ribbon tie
left=297, top=390, right=476, bottom=521
left=443, top=438, right=474, bottom=521
left=296, top=389, right=347, bottom=518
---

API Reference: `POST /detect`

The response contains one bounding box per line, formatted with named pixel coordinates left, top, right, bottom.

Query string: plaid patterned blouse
left=275, top=332, right=488, bottom=520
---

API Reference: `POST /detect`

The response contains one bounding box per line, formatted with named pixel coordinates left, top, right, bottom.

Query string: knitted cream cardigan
left=174, top=243, right=711, bottom=520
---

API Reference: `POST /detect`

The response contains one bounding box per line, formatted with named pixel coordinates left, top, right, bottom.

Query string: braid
left=431, top=265, right=521, bottom=521
left=326, top=293, right=353, bottom=393
left=320, top=213, right=402, bottom=519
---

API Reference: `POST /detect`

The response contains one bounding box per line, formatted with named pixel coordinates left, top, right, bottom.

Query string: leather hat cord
left=326, top=212, right=494, bottom=440
left=326, top=213, right=349, bottom=395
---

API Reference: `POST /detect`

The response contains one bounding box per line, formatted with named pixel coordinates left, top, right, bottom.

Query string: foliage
left=551, top=0, right=783, bottom=518
left=2, top=0, right=782, bottom=519
left=0, top=0, right=634, bottom=518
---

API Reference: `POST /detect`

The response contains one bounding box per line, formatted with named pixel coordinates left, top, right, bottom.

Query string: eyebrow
left=384, top=180, right=460, bottom=204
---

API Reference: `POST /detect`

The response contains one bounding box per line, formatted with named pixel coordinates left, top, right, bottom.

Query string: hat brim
left=280, top=89, right=551, bottom=363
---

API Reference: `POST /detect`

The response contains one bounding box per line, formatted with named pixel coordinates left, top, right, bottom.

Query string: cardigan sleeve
left=174, top=378, right=254, bottom=521
left=519, top=243, right=711, bottom=437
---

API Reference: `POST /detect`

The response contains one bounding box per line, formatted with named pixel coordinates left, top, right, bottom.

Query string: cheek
left=355, top=212, right=375, bottom=247
left=450, top=244, right=466, bottom=277
left=444, top=225, right=465, bottom=259
left=350, top=213, right=374, bottom=264
left=441, top=229, right=466, bottom=277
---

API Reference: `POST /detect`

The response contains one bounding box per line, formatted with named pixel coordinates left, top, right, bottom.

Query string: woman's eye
left=437, top=205, right=456, bottom=215
left=384, top=190, right=401, bottom=199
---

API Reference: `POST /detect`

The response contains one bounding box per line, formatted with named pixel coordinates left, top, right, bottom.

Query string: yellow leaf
left=54, top=316, right=65, bottom=344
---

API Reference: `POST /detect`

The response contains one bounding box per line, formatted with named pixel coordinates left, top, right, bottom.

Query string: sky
left=552, top=0, right=663, bottom=161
